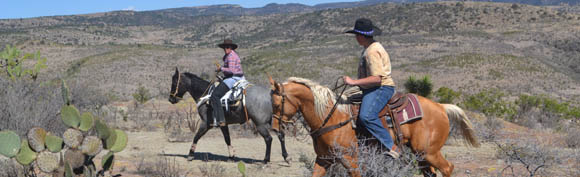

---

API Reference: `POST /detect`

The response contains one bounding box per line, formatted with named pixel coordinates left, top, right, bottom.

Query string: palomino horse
left=268, top=76, right=480, bottom=177
left=168, top=68, right=290, bottom=163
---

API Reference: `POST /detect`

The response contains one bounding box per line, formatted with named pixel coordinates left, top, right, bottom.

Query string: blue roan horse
left=168, top=68, right=289, bottom=163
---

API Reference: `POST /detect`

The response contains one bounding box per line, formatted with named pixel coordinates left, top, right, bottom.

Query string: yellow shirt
left=357, top=42, right=395, bottom=89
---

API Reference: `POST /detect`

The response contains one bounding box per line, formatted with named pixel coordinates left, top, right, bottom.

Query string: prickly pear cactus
left=0, top=130, right=21, bottom=158
left=45, top=133, right=64, bottom=153
left=79, top=112, right=94, bottom=132
left=27, top=127, right=47, bottom=152
left=81, top=136, right=102, bottom=156
left=37, top=151, right=59, bottom=173
left=101, top=151, right=114, bottom=171
left=15, top=139, right=37, bottom=166
left=63, top=128, right=83, bottom=149
left=109, top=129, right=128, bottom=153
left=61, top=78, right=70, bottom=105
left=61, top=105, right=81, bottom=128
left=94, top=119, right=110, bottom=140
left=64, top=149, right=85, bottom=169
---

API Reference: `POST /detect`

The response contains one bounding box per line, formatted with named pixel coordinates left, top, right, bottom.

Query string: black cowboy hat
left=345, top=18, right=382, bottom=37
left=217, top=39, right=238, bottom=50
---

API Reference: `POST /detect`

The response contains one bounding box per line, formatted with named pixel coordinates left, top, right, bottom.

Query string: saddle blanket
left=392, top=94, right=423, bottom=125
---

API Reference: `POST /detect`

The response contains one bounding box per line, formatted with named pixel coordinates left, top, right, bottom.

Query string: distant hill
left=0, top=1, right=578, bottom=102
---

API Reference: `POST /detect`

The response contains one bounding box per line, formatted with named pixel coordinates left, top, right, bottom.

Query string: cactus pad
left=81, top=136, right=102, bottom=156
left=45, top=133, right=64, bottom=153
left=61, top=78, right=70, bottom=105
left=79, top=112, right=94, bottom=132
left=0, top=130, right=21, bottom=158
left=63, top=128, right=83, bottom=149
left=94, top=119, right=110, bottom=140
left=101, top=151, right=114, bottom=171
left=109, top=129, right=128, bottom=152
left=16, top=139, right=37, bottom=166
left=64, top=149, right=85, bottom=169
left=37, top=151, right=59, bottom=173
left=61, top=105, right=81, bottom=128
left=27, top=127, right=47, bottom=152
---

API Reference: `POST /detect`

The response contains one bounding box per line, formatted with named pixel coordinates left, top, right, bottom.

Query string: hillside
left=0, top=1, right=578, bottom=104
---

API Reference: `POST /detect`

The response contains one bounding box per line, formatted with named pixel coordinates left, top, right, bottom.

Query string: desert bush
left=316, top=141, right=422, bottom=177
left=0, top=45, right=47, bottom=81
left=199, top=162, right=226, bottom=177
left=132, top=84, right=151, bottom=105
left=136, top=155, right=183, bottom=177
left=473, top=116, right=504, bottom=142
left=461, top=89, right=516, bottom=120
left=495, top=139, right=555, bottom=177
left=434, top=87, right=460, bottom=104
left=0, top=78, right=68, bottom=136
left=565, top=127, right=580, bottom=148
left=403, top=75, right=433, bottom=98
left=513, top=94, right=580, bottom=129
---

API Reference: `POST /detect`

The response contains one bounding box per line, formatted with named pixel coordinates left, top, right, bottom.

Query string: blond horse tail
left=442, top=104, right=481, bottom=147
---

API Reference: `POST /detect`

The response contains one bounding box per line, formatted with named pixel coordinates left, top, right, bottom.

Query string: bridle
left=272, top=82, right=299, bottom=125
left=170, top=72, right=182, bottom=99
left=272, top=78, right=349, bottom=139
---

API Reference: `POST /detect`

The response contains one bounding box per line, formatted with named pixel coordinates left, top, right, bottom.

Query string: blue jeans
left=359, top=86, right=395, bottom=150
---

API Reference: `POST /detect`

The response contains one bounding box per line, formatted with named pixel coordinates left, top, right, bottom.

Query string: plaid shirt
left=221, top=50, right=243, bottom=76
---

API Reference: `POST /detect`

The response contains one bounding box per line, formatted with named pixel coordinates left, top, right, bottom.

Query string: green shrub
left=404, top=75, right=433, bottom=98
left=461, top=89, right=516, bottom=119
left=434, top=87, right=460, bottom=104
left=132, top=84, right=151, bottom=104
left=0, top=45, right=47, bottom=81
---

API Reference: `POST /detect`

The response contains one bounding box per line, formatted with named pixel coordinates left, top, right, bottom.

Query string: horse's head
left=169, top=67, right=186, bottom=104
left=269, top=76, right=301, bottom=125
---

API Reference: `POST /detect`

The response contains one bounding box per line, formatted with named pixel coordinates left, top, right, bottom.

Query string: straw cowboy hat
left=217, top=39, right=238, bottom=50
left=345, top=18, right=382, bottom=37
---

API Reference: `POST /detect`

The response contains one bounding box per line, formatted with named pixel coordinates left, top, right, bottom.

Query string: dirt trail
left=110, top=130, right=316, bottom=177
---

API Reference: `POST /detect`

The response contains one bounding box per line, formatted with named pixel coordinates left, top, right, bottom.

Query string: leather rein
left=272, top=78, right=351, bottom=139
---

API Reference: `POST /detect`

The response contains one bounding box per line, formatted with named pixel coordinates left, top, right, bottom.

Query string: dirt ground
left=93, top=99, right=576, bottom=177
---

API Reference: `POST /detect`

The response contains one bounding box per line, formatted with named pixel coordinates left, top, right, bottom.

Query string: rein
left=309, top=77, right=349, bottom=138
left=273, top=77, right=351, bottom=139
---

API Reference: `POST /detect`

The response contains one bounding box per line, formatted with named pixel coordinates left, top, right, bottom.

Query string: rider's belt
left=225, top=74, right=244, bottom=78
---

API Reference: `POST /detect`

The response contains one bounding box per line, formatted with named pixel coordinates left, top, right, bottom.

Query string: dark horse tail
left=442, top=104, right=481, bottom=148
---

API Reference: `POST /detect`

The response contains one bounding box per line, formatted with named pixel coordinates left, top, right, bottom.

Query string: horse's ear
left=267, top=74, right=276, bottom=91
left=174, top=67, right=179, bottom=75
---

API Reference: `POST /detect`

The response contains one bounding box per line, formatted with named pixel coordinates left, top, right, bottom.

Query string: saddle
left=349, top=91, right=424, bottom=145
left=220, top=79, right=251, bottom=111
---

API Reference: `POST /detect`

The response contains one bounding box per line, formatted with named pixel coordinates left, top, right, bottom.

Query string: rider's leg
left=210, top=81, right=230, bottom=126
left=359, top=86, right=397, bottom=156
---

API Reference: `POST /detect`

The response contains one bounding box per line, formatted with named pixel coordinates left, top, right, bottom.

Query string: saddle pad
left=393, top=94, right=423, bottom=124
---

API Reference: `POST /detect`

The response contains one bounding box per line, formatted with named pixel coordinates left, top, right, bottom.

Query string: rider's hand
left=343, top=76, right=355, bottom=85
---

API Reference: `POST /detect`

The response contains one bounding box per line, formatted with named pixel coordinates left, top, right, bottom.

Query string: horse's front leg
left=339, top=154, right=361, bottom=177
left=219, top=126, right=235, bottom=159
left=276, top=130, right=290, bottom=164
left=312, top=157, right=331, bottom=177
left=188, top=120, right=210, bottom=161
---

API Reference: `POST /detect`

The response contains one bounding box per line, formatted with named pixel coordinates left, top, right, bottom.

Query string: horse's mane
left=285, top=77, right=352, bottom=119
left=182, top=72, right=210, bottom=84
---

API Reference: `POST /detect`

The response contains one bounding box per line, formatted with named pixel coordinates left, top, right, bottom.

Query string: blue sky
left=1, top=0, right=360, bottom=19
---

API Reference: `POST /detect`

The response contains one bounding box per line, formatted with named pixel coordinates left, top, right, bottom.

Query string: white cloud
left=123, top=6, right=136, bottom=11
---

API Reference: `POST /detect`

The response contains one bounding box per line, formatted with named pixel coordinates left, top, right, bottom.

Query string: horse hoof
left=263, top=159, right=270, bottom=164
left=284, top=157, right=292, bottom=165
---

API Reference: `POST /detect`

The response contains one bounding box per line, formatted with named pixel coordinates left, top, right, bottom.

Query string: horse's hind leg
left=425, top=151, right=454, bottom=177
left=188, top=121, right=210, bottom=161
left=276, top=130, right=290, bottom=163
left=219, top=126, right=235, bottom=159
left=256, top=124, right=273, bottom=163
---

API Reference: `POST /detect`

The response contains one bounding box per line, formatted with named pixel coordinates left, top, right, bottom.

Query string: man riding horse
left=343, top=18, right=399, bottom=158
left=212, top=39, right=246, bottom=127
